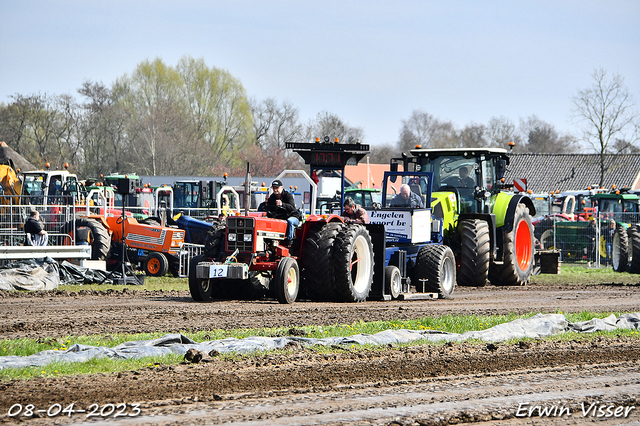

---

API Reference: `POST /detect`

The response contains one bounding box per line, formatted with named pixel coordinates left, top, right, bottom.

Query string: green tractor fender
left=492, top=193, right=536, bottom=232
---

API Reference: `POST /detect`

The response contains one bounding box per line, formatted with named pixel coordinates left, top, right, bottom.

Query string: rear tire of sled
left=414, top=245, right=456, bottom=299
left=385, top=266, right=402, bottom=299
left=627, top=225, right=640, bottom=274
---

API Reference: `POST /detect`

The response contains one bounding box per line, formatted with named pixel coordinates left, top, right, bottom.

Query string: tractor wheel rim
left=391, top=271, right=401, bottom=295
left=515, top=220, right=532, bottom=271
left=148, top=258, right=160, bottom=274
left=612, top=233, right=620, bottom=269
left=352, top=235, right=371, bottom=293
left=286, top=267, right=297, bottom=295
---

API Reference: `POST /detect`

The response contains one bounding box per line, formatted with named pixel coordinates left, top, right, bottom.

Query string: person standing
left=266, top=180, right=301, bottom=246
left=24, top=210, right=48, bottom=246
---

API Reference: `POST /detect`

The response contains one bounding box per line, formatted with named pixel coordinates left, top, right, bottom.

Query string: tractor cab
left=405, top=148, right=508, bottom=216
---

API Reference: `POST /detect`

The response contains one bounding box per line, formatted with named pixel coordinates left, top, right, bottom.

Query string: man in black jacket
left=24, top=210, right=48, bottom=246
left=266, top=180, right=301, bottom=246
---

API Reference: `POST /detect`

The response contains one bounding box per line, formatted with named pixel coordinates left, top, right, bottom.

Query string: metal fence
left=0, top=197, right=80, bottom=246
left=533, top=211, right=633, bottom=267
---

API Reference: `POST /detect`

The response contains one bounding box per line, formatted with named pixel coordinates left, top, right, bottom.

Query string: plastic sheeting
left=1, top=312, right=639, bottom=370
left=0, top=258, right=60, bottom=291
left=0, top=259, right=133, bottom=291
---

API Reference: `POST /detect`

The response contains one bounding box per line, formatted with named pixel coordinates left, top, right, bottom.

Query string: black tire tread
left=627, top=225, right=640, bottom=274
left=415, top=244, right=456, bottom=299
left=458, top=219, right=490, bottom=287
left=612, top=225, right=629, bottom=273
left=60, top=217, right=111, bottom=261
left=301, top=222, right=344, bottom=301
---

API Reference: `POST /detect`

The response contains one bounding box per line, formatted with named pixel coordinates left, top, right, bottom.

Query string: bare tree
left=249, top=98, right=305, bottom=175
left=572, top=69, right=640, bottom=186
left=486, top=116, right=522, bottom=149
left=458, top=123, right=487, bottom=148
left=517, top=116, right=578, bottom=153
left=305, top=111, right=364, bottom=144
left=398, top=110, right=458, bottom=152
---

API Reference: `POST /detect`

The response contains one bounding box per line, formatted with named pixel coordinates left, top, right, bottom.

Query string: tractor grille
left=226, top=217, right=255, bottom=253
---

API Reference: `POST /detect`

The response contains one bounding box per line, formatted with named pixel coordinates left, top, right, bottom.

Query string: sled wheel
left=145, top=252, right=169, bottom=277
left=458, top=219, right=490, bottom=287
left=333, top=224, right=374, bottom=302
left=274, top=257, right=300, bottom=304
left=385, top=265, right=402, bottom=299
left=415, top=245, right=456, bottom=299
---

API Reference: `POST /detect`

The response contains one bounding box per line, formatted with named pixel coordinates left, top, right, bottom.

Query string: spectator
left=342, top=197, right=369, bottom=224
left=24, top=210, right=48, bottom=246
left=75, top=226, right=93, bottom=246
left=585, top=216, right=597, bottom=265
left=266, top=179, right=301, bottom=246
left=604, top=220, right=616, bottom=266
left=390, top=184, right=424, bottom=208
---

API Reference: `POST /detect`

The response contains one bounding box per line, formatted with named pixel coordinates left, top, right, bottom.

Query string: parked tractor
left=392, top=147, right=536, bottom=287
left=189, top=139, right=455, bottom=303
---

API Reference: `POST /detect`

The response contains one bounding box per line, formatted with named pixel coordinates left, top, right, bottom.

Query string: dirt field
left=1, top=283, right=640, bottom=425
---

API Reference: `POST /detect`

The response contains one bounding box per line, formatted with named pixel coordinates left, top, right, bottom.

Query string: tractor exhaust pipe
left=244, top=162, right=251, bottom=216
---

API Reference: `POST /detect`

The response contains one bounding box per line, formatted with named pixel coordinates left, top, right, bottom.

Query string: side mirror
left=496, top=159, right=507, bottom=180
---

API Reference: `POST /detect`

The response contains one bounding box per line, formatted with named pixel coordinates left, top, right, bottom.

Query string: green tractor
left=392, top=147, right=536, bottom=286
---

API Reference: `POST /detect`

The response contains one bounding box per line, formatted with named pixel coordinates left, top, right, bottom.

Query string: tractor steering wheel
left=442, top=176, right=465, bottom=187
left=264, top=204, right=288, bottom=219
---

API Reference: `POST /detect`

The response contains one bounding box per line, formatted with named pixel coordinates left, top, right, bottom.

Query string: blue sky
left=1, top=1, right=638, bottom=147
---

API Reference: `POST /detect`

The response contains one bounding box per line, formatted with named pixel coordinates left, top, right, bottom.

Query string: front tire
left=458, top=219, right=490, bottom=287
left=612, top=225, right=629, bottom=272
left=414, top=245, right=456, bottom=299
left=189, top=254, right=216, bottom=301
left=489, top=203, right=535, bottom=286
left=145, top=252, right=169, bottom=276
left=274, top=257, right=300, bottom=304
left=333, top=224, right=374, bottom=302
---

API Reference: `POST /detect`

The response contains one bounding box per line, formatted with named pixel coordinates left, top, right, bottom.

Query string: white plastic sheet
left=1, top=313, right=639, bottom=370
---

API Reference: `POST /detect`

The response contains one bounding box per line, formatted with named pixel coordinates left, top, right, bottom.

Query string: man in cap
left=266, top=179, right=301, bottom=246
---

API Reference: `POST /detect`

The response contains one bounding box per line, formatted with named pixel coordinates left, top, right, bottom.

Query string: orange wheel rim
left=515, top=220, right=532, bottom=271
left=148, top=258, right=160, bottom=274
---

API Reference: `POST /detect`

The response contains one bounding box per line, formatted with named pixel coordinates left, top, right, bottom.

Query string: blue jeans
left=286, top=217, right=299, bottom=240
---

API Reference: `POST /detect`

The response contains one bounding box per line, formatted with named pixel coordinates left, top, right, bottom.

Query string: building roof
left=504, top=153, right=640, bottom=193
left=344, top=163, right=391, bottom=189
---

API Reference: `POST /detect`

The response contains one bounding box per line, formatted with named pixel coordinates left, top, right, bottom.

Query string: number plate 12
left=208, top=265, right=228, bottom=278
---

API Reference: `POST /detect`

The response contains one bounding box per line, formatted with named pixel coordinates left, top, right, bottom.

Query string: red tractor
left=189, top=140, right=376, bottom=304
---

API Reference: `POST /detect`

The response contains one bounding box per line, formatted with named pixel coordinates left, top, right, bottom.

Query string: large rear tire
left=458, top=219, right=490, bottom=287
left=60, top=217, right=111, bottom=261
left=274, top=257, right=300, bottom=304
left=332, top=224, right=374, bottom=302
left=627, top=225, right=640, bottom=274
left=301, top=222, right=344, bottom=301
left=489, top=203, right=535, bottom=286
left=188, top=254, right=217, bottom=302
left=612, top=225, right=629, bottom=272
left=414, top=245, right=456, bottom=299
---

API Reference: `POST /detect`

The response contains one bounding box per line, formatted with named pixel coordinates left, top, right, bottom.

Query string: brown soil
left=0, top=283, right=639, bottom=425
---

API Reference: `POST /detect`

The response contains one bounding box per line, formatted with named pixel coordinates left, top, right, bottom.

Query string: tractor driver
left=267, top=180, right=301, bottom=246
left=390, top=184, right=424, bottom=208
left=459, top=166, right=475, bottom=187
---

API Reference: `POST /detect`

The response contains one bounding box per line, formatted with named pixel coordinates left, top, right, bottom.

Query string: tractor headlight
left=228, top=233, right=237, bottom=242
left=243, top=233, right=252, bottom=242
